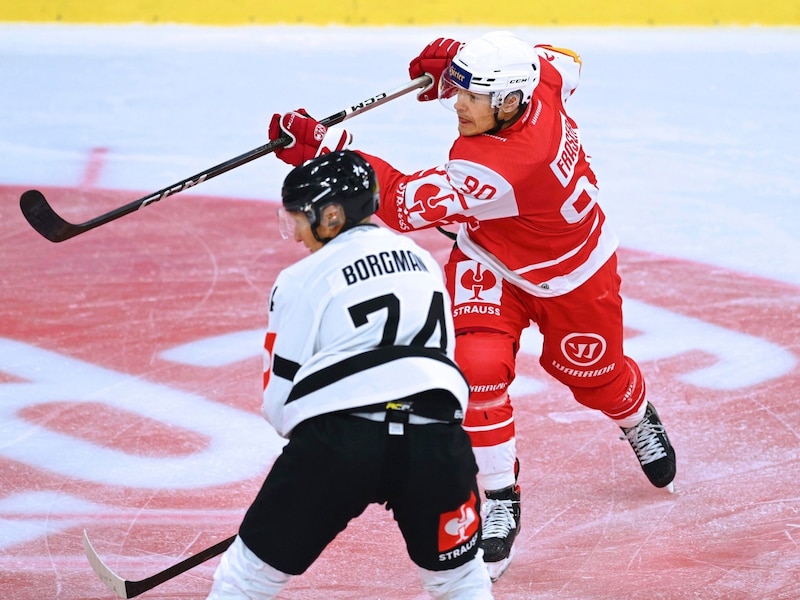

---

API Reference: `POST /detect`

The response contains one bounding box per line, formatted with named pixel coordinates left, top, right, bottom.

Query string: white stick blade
left=83, top=529, right=130, bottom=599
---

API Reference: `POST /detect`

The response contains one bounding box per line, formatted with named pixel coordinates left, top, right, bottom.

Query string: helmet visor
left=438, top=65, right=494, bottom=113
left=438, top=73, right=461, bottom=112
left=277, top=207, right=295, bottom=240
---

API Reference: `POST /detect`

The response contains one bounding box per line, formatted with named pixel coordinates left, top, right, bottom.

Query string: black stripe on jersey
left=273, top=354, right=301, bottom=381
left=286, top=346, right=462, bottom=404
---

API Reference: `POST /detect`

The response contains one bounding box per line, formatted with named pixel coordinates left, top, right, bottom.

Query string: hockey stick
left=21, top=74, right=432, bottom=243
left=436, top=226, right=457, bottom=241
left=83, top=529, right=235, bottom=598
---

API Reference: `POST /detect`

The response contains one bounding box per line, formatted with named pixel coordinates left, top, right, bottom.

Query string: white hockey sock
left=472, top=438, right=517, bottom=492
left=613, top=401, right=648, bottom=429
left=207, top=536, right=291, bottom=599
left=418, top=552, right=494, bottom=599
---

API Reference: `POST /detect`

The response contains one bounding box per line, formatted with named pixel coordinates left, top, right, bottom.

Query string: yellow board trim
left=2, top=1, right=799, bottom=26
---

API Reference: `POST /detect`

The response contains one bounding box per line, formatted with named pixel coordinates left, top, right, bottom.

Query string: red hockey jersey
left=360, top=45, right=618, bottom=298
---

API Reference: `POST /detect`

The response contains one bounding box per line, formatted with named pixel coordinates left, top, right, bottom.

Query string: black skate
left=621, top=402, right=676, bottom=492
left=481, top=483, right=521, bottom=582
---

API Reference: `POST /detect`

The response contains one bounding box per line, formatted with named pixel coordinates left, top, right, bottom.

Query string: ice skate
left=481, top=483, right=521, bottom=582
left=621, top=402, right=676, bottom=492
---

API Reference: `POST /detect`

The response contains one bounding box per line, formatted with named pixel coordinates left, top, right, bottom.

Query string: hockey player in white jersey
left=207, top=150, right=493, bottom=599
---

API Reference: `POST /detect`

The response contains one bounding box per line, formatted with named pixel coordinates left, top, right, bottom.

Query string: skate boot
left=621, top=402, right=676, bottom=492
left=481, top=483, right=521, bottom=582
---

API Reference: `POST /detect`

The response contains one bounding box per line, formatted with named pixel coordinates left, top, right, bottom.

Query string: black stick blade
left=19, top=190, right=82, bottom=243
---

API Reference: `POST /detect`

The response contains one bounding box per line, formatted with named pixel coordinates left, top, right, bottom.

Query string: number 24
left=348, top=292, right=448, bottom=351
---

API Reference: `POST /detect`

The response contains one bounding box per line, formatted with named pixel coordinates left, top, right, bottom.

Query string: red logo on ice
left=438, top=491, right=479, bottom=551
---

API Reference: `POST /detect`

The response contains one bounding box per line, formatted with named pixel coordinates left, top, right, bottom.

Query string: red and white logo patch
left=409, top=183, right=457, bottom=223
left=438, top=491, right=479, bottom=551
left=453, top=260, right=502, bottom=306
left=263, top=331, right=277, bottom=391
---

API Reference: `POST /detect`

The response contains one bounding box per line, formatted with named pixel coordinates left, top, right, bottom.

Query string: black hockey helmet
left=281, top=150, right=379, bottom=240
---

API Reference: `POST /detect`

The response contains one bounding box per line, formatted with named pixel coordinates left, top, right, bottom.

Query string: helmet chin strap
left=487, top=103, right=527, bottom=135
left=311, top=226, right=336, bottom=245
left=314, top=235, right=333, bottom=244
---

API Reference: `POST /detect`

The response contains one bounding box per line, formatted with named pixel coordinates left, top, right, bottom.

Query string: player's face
left=453, top=89, right=496, bottom=136
left=278, top=209, right=324, bottom=253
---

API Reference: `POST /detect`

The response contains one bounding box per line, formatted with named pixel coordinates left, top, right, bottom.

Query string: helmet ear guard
left=318, top=202, right=345, bottom=229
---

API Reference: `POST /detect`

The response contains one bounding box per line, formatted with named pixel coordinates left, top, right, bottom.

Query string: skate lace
left=622, top=420, right=668, bottom=465
left=483, top=498, right=517, bottom=538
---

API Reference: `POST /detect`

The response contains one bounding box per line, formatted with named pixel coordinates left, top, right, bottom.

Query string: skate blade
left=666, top=481, right=675, bottom=494
left=485, top=547, right=515, bottom=583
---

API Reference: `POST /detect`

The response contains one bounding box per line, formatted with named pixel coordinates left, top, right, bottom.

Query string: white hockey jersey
left=361, top=45, right=618, bottom=298
left=262, top=225, right=469, bottom=438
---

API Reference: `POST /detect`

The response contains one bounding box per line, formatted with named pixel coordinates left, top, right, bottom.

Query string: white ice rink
left=1, top=23, right=800, bottom=600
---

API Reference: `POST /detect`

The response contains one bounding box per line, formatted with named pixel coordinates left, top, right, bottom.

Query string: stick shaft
left=20, top=75, right=431, bottom=242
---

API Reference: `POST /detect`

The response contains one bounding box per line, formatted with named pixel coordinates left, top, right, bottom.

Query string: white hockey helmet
left=439, top=31, right=540, bottom=110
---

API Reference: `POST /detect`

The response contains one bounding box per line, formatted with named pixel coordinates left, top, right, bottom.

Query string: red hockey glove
left=268, top=108, right=353, bottom=167
left=408, top=37, right=462, bottom=102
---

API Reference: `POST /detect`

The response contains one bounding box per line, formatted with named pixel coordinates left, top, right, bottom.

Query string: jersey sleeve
left=357, top=149, right=517, bottom=233
left=355, top=150, right=421, bottom=231
left=535, top=44, right=582, bottom=103
left=261, top=272, right=317, bottom=435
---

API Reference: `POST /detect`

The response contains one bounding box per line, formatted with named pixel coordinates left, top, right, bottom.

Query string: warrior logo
left=438, top=491, right=479, bottom=551
left=561, top=332, right=606, bottom=367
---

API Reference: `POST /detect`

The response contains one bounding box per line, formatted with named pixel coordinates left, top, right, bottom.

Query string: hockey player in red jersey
left=268, top=30, right=676, bottom=582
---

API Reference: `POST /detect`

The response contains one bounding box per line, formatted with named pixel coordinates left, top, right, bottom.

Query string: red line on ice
left=80, top=147, right=108, bottom=188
